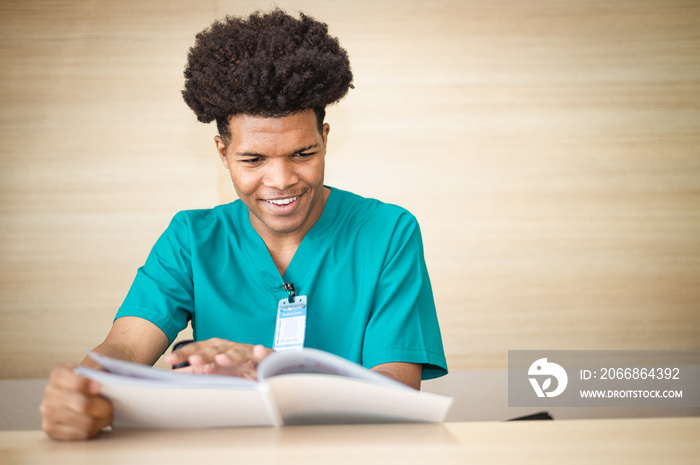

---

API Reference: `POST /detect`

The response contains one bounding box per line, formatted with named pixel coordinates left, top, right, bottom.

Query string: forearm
left=82, top=316, right=171, bottom=369
left=80, top=341, right=138, bottom=369
left=371, top=362, right=422, bottom=390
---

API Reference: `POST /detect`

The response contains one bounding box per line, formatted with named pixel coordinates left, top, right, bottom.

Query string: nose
left=262, top=158, right=298, bottom=191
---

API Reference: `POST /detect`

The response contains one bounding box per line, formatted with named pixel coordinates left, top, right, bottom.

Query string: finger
left=165, top=340, right=204, bottom=364
left=214, top=344, right=273, bottom=368
left=188, top=341, right=237, bottom=366
left=252, top=345, right=274, bottom=363
left=166, top=350, right=196, bottom=366
left=188, top=361, right=257, bottom=379
left=49, top=363, right=97, bottom=393
left=213, top=356, right=257, bottom=379
left=212, top=341, right=256, bottom=365
left=165, top=344, right=196, bottom=365
left=44, top=381, right=108, bottom=419
left=83, top=394, right=113, bottom=423
left=42, top=410, right=110, bottom=441
left=172, top=365, right=194, bottom=374
left=42, top=401, right=111, bottom=433
left=41, top=394, right=113, bottom=441
left=166, top=338, right=228, bottom=366
left=186, top=340, right=254, bottom=367
left=43, top=420, right=97, bottom=441
left=212, top=345, right=268, bottom=370
left=174, top=363, right=248, bottom=376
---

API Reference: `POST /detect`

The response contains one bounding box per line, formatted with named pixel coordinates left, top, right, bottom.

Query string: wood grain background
left=1, top=0, right=698, bottom=378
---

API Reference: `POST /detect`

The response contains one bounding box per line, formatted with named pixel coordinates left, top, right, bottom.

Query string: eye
left=295, top=151, right=315, bottom=159
left=241, top=157, right=262, bottom=164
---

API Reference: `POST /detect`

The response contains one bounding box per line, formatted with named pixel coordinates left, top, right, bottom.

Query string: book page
left=76, top=354, right=281, bottom=428
left=267, top=374, right=452, bottom=425
left=85, top=351, right=257, bottom=387
left=79, top=368, right=280, bottom=428
left=258, top=348, right=408, bottom=389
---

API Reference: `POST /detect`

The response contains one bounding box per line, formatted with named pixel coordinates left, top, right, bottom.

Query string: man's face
left=215, top=109, right=330, bottom=242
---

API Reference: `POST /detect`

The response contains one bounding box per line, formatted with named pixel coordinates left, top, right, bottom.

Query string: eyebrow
left=236, top=143, right=319, bottom=158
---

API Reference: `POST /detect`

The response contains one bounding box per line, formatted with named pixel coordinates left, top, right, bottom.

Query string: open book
left=75, top=348, right=452, bottom=429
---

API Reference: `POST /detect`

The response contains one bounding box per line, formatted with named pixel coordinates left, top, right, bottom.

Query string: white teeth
left=266, top=196, right=298, bottom=206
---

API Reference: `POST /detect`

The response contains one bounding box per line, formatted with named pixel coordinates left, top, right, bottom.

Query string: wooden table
left=1, top=417, right=698, bottom=465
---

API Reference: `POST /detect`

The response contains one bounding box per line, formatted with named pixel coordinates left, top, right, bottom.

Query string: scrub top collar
left=238, top=186, right=338, bottom=294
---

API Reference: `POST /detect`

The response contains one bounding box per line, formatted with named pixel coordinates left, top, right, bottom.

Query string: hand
left=165, top=338, right=274, bottom=380
left=40, top=362, right=114, bottom=441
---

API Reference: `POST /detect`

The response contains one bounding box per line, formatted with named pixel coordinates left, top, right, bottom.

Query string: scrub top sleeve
left=362, top=212, right=448, bottom=380
left=116, top=212, right=194, bottom=344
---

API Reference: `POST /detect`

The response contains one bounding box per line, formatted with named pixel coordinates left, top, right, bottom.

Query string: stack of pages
left=76, top=348, right=453, bottom=429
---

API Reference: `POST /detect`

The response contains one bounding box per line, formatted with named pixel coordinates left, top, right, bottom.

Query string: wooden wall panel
left=0, top=0, right=219, bottom=375
left=1, top=0, right=698, bottom=377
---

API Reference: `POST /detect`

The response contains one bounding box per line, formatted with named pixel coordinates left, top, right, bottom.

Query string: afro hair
left=182, top=9, right=354, bottom=140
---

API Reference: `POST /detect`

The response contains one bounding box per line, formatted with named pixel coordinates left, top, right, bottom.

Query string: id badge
left=273, top=295, right=307, bottom=352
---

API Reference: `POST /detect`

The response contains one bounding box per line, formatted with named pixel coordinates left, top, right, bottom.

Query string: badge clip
left=283, top=282, right=295, bottom=303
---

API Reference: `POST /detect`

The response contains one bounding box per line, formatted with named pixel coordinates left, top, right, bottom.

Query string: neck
left=253, top=186, right=330, bottom=276
left=267, top=241, right=301, bottom=277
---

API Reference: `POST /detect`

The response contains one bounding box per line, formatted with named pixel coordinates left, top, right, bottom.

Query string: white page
left=258, top=348, right=409, bottom=389
left=267, top=373, right=452, bottom=425
left=76, top=361, right=280, bottom=428
left=85, top=351, right=257, bottom=387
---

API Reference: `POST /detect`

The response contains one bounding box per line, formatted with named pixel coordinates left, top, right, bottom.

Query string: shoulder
left=156, top=201, right=247, bottom=249
left=168, top=200, right=245, bottom=229
left=330, top=187, right=417, bottom=228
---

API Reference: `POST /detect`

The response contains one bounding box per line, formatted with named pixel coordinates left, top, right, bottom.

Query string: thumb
left=86, top=379, right=102, bottom=395
left=252, top=345, right=273, bottom=363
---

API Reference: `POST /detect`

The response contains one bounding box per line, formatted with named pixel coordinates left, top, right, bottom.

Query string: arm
left=84, top=316, right=171, bottom=367
left=361, top=211, right=448, bottom=383
left=41, top=317, right=170, bottom=440
left=371, top=362, right=423, bottom=390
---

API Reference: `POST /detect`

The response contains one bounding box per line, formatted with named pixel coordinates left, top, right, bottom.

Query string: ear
left=321, top=123, right=330, bottom=147
left=214, top=135, right=229, bottom=168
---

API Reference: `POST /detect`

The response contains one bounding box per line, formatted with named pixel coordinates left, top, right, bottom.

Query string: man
left=40, top=9, right=447, bottom=441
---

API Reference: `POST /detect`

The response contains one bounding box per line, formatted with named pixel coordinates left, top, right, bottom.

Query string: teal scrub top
left=117, top=187, right=447, bottom=379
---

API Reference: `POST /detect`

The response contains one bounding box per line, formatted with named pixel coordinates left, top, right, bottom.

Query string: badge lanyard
left=273, top=283, right=307, bottom=352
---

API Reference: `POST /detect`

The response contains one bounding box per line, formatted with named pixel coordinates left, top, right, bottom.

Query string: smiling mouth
left=264, top=195, right=299, bottom=206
